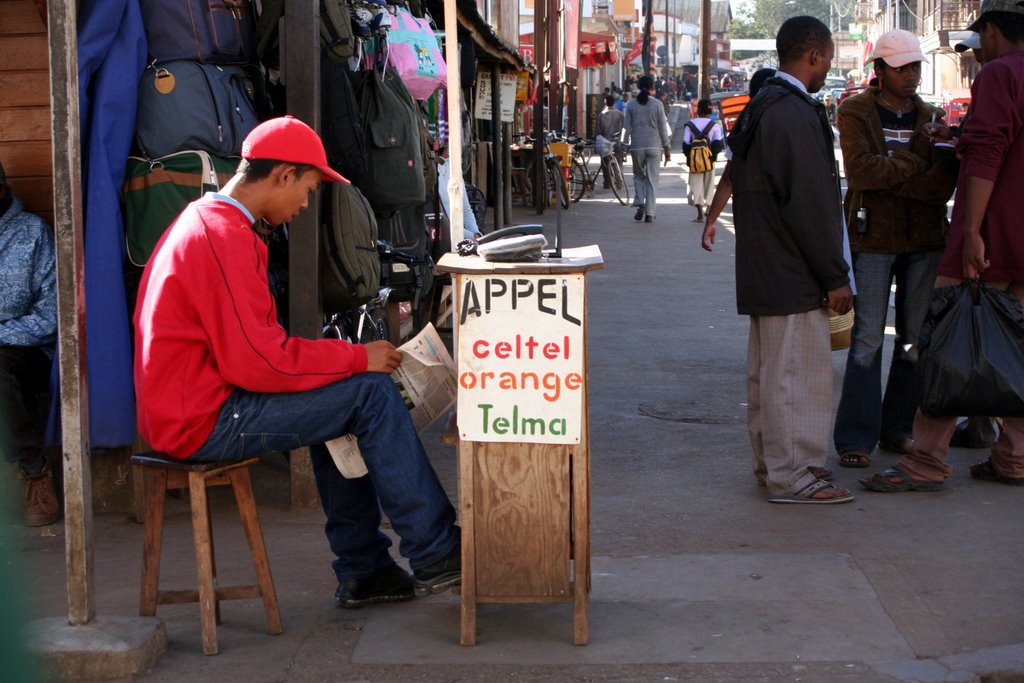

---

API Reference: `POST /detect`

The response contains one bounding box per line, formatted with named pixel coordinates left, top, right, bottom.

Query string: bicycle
left=568, top=135, right=631, bottom=206
left=322, top=240, right=432, bottom=345
left=515, top=132, right=570, bottom=209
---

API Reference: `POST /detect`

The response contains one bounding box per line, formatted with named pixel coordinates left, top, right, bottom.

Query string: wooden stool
left=132, top=452, right=283, bottom=655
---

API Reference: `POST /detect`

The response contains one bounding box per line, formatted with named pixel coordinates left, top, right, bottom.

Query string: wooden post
left=490, top=65, right=503, bottom=232
left=443, top=0, right=464, bottom=254
left=700, top=0, right=712, bottom=99
left=47, top=0, right=95, bottom=626
left=284, top=0, right=322, bottom=511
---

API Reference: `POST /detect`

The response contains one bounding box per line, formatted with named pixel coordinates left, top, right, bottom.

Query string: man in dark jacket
left=832, top=30, right=959, bottom=470
left=727, top=16, right=854, bottom=504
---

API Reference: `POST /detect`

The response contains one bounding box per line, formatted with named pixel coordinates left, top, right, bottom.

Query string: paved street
left=5, top=154, right=1024, bottom=682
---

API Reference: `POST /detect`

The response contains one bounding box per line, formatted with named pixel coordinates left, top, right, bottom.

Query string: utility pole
left=642, top=0, right=653, bottom=76
left=700, top=0, right=711, bottom=98
left=533, top=0, right=547, bottom=213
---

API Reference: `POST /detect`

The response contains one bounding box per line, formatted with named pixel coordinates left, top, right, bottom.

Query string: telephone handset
left=475, top=224, right=544, bottom=245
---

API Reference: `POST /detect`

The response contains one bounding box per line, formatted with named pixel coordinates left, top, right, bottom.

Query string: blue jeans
left=833, top=251, right=941, bottom=453
left=188, top=373, right=459, bottom=582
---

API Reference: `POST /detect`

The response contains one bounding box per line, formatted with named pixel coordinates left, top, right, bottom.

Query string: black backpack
left=376, top=203, right=434, bottom=306
left=321, top=54, right=367, bottom=182
left=320, top=182, right=381, bottom=313
left=255, top=0, right=355, bottom=71
left=352, top=68, right=426, bottom=213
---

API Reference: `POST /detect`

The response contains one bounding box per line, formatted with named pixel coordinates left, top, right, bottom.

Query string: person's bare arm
left=701, top=162, right=733, bottom=251
left=957, top=175, right=995, bottom=279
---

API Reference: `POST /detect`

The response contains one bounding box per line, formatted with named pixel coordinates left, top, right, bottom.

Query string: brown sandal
left=839, top=450, right=871, bottom=468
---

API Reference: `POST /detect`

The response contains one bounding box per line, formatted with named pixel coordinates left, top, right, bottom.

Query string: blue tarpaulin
left=61, top=0, right=147, bottom=447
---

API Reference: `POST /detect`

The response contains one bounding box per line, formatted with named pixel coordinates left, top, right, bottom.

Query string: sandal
left=768, top=479, right=854, bottom=504
left=859, top=467, right=945, bottom=493
left=879, top=437, right=915, bottom=455
left=808, top=466, right=834, bottom=481
left=838, top=450, right=871, bottom=468
left=969, top=459, right=1024, bottom=486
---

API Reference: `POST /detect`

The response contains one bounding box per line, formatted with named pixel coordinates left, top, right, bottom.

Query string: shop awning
left=519, top=31, right=618, bottom=68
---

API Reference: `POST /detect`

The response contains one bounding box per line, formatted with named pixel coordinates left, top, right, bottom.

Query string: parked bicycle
left=568, top=134, right=630, bottom=206
left=322, top=240, right=431, bottom=345
left=515, top=132, right=570, bottom=209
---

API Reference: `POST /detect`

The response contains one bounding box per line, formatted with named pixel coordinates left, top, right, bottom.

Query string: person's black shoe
left=334, top=564, right=415, bottom=609
left=644, top=215, right=654, bottom=223
left=413, top=543, right=461, bottom=596
left=633, top=207, right=644, bottom=221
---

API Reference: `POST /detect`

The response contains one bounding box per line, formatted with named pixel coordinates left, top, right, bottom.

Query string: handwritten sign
left=457, top=274, right=586, bottom=444
left=474, top=71, right=518, bottom=123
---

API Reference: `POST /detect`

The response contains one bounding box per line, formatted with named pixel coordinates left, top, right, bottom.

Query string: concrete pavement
left=5, top=154, right=1024, bottom=682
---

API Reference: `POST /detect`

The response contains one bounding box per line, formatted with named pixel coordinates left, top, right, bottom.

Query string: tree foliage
left=728, top=0, right=856, bottom=39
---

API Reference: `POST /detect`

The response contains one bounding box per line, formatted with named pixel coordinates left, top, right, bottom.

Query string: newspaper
left=326, top=323, right=457, bottom=478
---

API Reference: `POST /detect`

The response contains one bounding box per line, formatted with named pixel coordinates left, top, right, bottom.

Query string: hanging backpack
left=321, top=53, right=366, bottom=182
left=353, top=68, right=426, bottom=213
left=684, top=120, right=716, bottom=174
left=135, top=61, right=267, bottom=158
left=375, top=203, right=434, bottom=306
left=139, top=0, right=256, bottom=65
left=122, top=150, right=240, bottom=266
left=254, top=0, right=356, bottom=71
left=320, top=182, right=381, bottom=313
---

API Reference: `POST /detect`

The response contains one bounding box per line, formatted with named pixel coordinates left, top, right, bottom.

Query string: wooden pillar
left=490, top=64, right=503, bottom=232
left=502, top=122, right=512, bottom=226
left=47, top=0, right=94, bottom=625
left=284, top=0, right=321, bottom=511
left=700, top=0, right=712, bottom=99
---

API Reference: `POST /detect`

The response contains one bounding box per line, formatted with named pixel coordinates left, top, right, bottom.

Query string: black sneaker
left=334, top=564, right=415, bottom=609
left=633, top=207, right=644, bottom=221
left=644, top=215, right=654, bottom=223
left=413, top=544, right=461, bottom=596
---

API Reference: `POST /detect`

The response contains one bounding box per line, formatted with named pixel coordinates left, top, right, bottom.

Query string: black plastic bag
left=916, top=283, right=1024, bottom=417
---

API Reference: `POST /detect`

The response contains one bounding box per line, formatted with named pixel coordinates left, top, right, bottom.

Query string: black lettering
left=537, top=278, right=557, bottom=316
left=561, top=279, right=582, bottom=326
left=485, top=278, right=507, bottom=314
left=460, top=280, right=481, bottom=325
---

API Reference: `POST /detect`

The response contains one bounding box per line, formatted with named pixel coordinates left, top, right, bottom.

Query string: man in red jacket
left=134, top=116, right=460, bottom=607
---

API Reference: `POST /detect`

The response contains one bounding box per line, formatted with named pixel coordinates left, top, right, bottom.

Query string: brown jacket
left=837, top=87, right=958, bottom=254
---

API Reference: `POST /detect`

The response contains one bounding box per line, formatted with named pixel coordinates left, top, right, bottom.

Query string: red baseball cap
left=241, top=115, right=349, bottom=183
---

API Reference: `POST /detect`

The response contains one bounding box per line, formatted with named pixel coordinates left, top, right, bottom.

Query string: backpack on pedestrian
left=683, top=120, right=716, bottom=174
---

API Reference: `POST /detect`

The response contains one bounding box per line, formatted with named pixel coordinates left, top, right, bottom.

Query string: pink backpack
left=386, top=8, right=447, bottom=101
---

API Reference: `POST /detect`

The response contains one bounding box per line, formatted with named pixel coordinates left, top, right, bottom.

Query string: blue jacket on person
left=0, top=195, right=57, bottom=352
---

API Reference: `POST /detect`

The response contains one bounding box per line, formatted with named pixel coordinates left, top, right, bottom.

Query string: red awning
left=520, top=31, right=617, bottom=68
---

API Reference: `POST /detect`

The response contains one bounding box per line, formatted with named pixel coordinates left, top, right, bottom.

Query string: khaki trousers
left=898, top=279, right=1024, bottom=482
left=747, top=308, right=832, bottom=495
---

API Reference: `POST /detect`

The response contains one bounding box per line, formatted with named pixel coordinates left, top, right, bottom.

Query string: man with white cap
left=134, top=116, right=461, bottom=607
left=954, top=32, right=986, bottom=63
left=831, top=29, right=958, bottom=471
left=862, top=0, right=1024, bottom=492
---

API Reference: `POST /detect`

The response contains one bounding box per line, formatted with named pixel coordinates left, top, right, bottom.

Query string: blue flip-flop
left=859, top=467, right=945, bottom=493
left=768, top=479, right=854, bottom=504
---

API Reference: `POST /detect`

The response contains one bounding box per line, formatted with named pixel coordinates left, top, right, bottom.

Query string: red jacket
left=134, top=197, right=367, bottom=458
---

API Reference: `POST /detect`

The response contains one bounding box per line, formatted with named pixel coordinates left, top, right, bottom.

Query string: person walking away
left=831, top=30, right=959, bottom=470
left=596, top=94, right=625, bottom=189
left=861, top=0, right=1024, bottom=492
left=134, top=116, right=461, bottom=607
left=0, top=160, right=59, bottom=526
left=726, top=17, right=855, bottom=503
left=623, top=75, right=672, bottom=223
left=682, top=99, right=724, bottom=222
